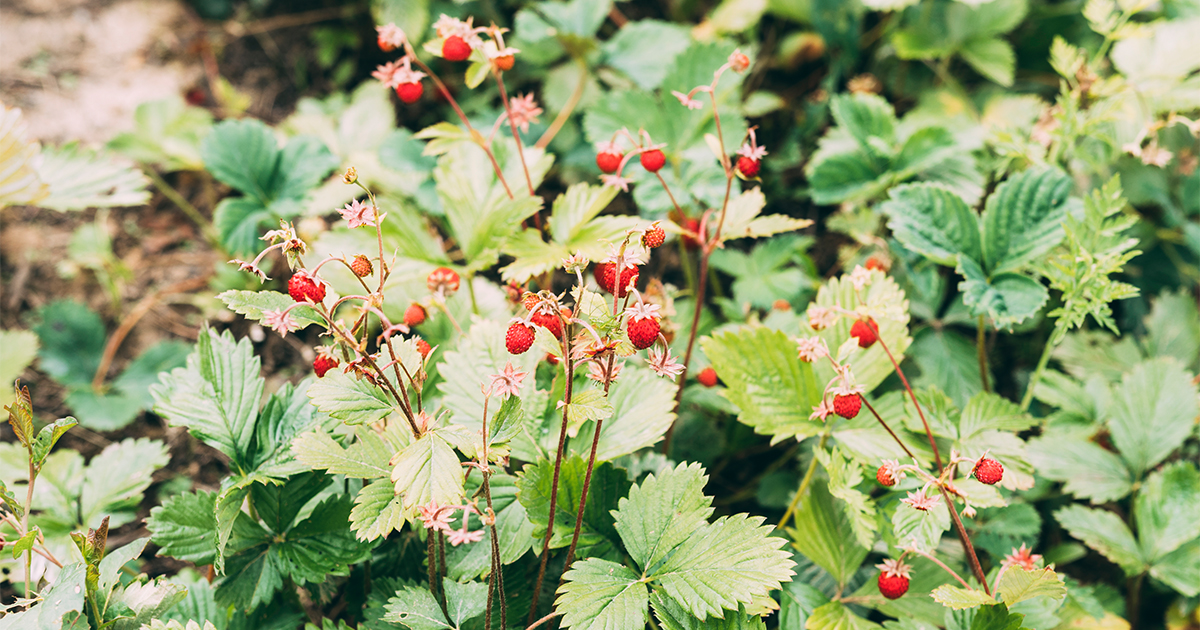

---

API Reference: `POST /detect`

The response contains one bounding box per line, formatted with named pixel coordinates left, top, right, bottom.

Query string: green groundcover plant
left=2, top=1, right=1198, bottom=629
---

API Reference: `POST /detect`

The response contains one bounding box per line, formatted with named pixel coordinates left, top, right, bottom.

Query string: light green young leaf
left=306, top=369, right=396, bottom=427
left=108, top=578, right=189, bottom=630
left=555, top=559, right=649, bottom=630
left=383, top=585, right=451, bottom=630
left=719, top=188, right=812, bottom=243
left=997, top=567, right=1066, bottom=607
left=613, top=462, right=713, bottom=571
left=957, top=392, right=1036, bottom=438
left=960, top=37, right=1016, bottom=86
left=291, top=425, right=399, bottom=479
left=805, top=601, right=882, bottom=630
left=879, top=183, right=982, bottom=267
left=217, top=290, right=324, bottom=329
left=1106, top=358, right=1199, bottom=476
left=349, top=478, right=406, bottom=542
left=561, top=389, right=614, bottom=430
left=571, top=365, right=677, bottom=462
left=34, top=142, right=150, bottom=211
left=1144, top=289, right=1200, bottom=366
left=701, top=327, right=822, bottom=443
left=816, top=447, right=877, bottom=548
left=0, top=330, right=38, bottom=408
left=1054, top=505, right=1144, bottom=575
left=437, top=318, right=540, bottom=433
left=980, top=167, right=1072, bottom=274
left=602, top=20, right=693, bottom=90
left=1026, top=437, right=1132, bottom=503
left=931, top=584, right=996, bottom=610
left=830, top=93, right=897, bottom=150
left=106, top=97, right=213, bottom=171
left=389, top=430, right=465, bottom=511
left=789, top=480, right=870, bottom=587
left=0, top=562, right=85, bottom=630
left=547, top=182, right=621, bottom=244
left=892, top=496, right=951, bottom=552
left=1134, top=462, right=1200, bottom=563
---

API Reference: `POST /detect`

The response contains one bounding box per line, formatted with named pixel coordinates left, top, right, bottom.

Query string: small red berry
left=492, top=55, right=514, bottom=71
left=530, top=309, right=563, bottom=339
left=427, top=267, right=460, bottom=294
left=595, top=262, right=639, bottom=297
left=865, top=257, right=886, bottom=271
left=849, top=318, right=878, bottom=349
left=545, top=352, right=560, bottom=366
left=313, top=354, right=338, bottom=378
left=415, top=338, right=432, bottom=358
left=681, top=217, right=702, bottom=250
left=773, top=299, right=791, bottom=311
left=396, top=81, right=424, bottom=104
left=833, top=394, right=861, bottom=419
left=698, top=367, right=718, bottom=387
left=640, top=149, right=666, bottom=172
left=596, top=150, right=623, bottom=174
left=404, top=303, right=427, bottom=327
left=350, top=255, right=373, bottom=278
left=505, top=321, right=535, bottom=355
left=877, top=573, right=909, bottom=600
left=627, top=317, right=660, bottom=350
left=288, top=274, right=310, bottom=302
left=442, top=35, right=472, bottom=61
left=973, top=457, right=1004, bottom=485
left=736, top=155, right=761, bottom=178
left=642, top=224, right=665, bottom=249
left=522, top=292, right=540, bottom=311
left=876, top=465, right=896, bottom=486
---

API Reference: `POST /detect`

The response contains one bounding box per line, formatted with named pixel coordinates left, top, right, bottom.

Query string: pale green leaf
left=291, top=425, right=399, bottom=478
left=555, top=559, right=649, bottom=630
left=957, top=255, right=1048, bottom=329
left=719, top=188, right=812, bottom=243
left=1144, top=289, right=1200, bottom=366
left=1054, top=505, right=1144, bottom=575
left=602, top=20, right=693, bottom=90
left=81, top=438, right=169, bottom=527
left=350, top=478, right=406, bottom=542
left=613, top=462, right=713, bottom=571
left=217, top=290, right=324, bottom=329
left=437, top=318, right=540, bottom=434
left=0, top=562, right=85, bottom=630
left=390, top=430, right=465, bottom=511
left=816, top=446, right=877, bottom=548
left=892, top=496, right=951, bottom=552
left=980, top=167, right=1072, bottom=274
left=572, top=365, right=677, bottom=462
left=788, top=481, right=870, bottom=587
left=0, top=330, right=38, bottom=408
left=383, top=585, right=451, bottom=630
left=958, top=392, right=1036, bottom=438
left=997, top=567, right=1066, bottom=607
left=106, top=96, right=213, bottom=171
left=548, top=182, right=620, bottom=244
left=34, top=142, right=150, bottom=211
left=931, top=585, right=996, bottom=610
left=0, top=104, right=49, bottom=209
left=1026, top=437, right=1132, bottom=503
left=1106, top=358, right=1199, bottom=476
left=146, top=490, right=218, bottom=565
left=804, top=601, right=882, bottom=630
left=306, top=369, right=396, bottom=426
left=960, top=37, right=1016, bottom=86
left=1134, top=462, right=1200, bottom=562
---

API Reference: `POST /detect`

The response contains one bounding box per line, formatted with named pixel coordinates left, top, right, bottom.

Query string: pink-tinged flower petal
left=900, top=491, right=939, bottom=511
left=1001, top=543, right=1043, bottom=571
left=447, top=528, right=484, bottom=546
left=671, top=91, right=703, bottom=110
left=736, top=143, right=768, bottom=160
left=645, top=347, right=685, bottom=380
left=339, top=199, right=378, bottom=229
left=600, top=174, right=632, bottom=192
left=262, top=309, right=300, bottom=337
left=796, top=336, right=829, bottom=362
left=488, top=361, right=529, bottom=399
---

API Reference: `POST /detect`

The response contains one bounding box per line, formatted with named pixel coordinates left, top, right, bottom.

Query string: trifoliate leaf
left=555, top=559, right=649, bottom=630
left=1106, top=358, right=1199, bottom=477
left=306, top=369, right=397, bottom=427
left=879, top=183, right=982, bottom=268
left=147, top=490, right=219, bottom=565
left=613, top=462, right=713, bottom=571
left=997, top=567, right=1066, bottom=607
left=389, top=429, right=465, bottom=511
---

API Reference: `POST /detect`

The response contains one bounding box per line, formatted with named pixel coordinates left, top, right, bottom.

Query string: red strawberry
left=642, top=224, right=665, bottom=249
left=522, top=292, right=539, bottom=311
left=313, top=354, right=338, bottom=378
left=404, top=303, right=427, bottom=327
left=396, top=81, right=424, bottom=104
left=596, top=150, right=622, bottom=174
left=350, top=255, right=373, bottom=278
left=505, top=321, right=535, bottom=355
left=850, top=318, right=878, bottom=348
left=877, top=573, right=909, bottom=600
left=492, top=54, right=514, bottom=71
left=415, top=338, right=432, bottom=358
left=530, top=310, right=563, bottom=339
left=681, top=217, right=702, bottom=251
left=876, top=465, right=896, bottom=486
left=773, top=299, right=791, bottom=311
left=427, top=267, right=460, bottom=294
left=865, top=257, right=886, bottom=272
left=736, top=155, right=761, bottom=178
left=973, top=457, right=1004, bottom=485
left=595, top=262, right=639, bottom=297
left=288, top=274, right=325, bottom=303
left=698, top=367, right=718, bottom=387
left=833, top=394, right=861, bottom=419
left=640, top=149, right=666, bottom=173
left=442, top=35, right=471, bottom=61
left=627, top=317, right=660, bottom=350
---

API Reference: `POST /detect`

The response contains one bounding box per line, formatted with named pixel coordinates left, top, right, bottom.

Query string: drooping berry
left=640, top=149, right=666, bottom=173
left=877, top=572, right=909, bottom=600
left=313, top=354, right=338, bottom=378
left=627, top=317, right=661, bottom=350
left=505, top=321, right=536, bottom=355
left=681, top=217, right=702, bottom=251
left=442, top=35, right=472, bottom=61
left=492, top=54, right=514, bottom=71
left=427, top=267, right=460, bottom=294
left=849, top=318, right=879, bottom=348
left=973, top=457, right=1004, bottom=485
left=530, top=309, right=563, bottom=339
left=833, top=394, right=862, bottom=419
left=698, top=367, right=718, bottom=387
left=876, top=465, right=896, bottom=486
left=595, top=262, right=639, bottom=297
left=404, top=303, right=427, bottom=327
left=288, top=273, right=325, bottom=303
left=642, top=224, right=665, bottom=249
left=522, top=292, right=540, bottom=311
left=397, top=81, right=424, bottom=104
left=596, top=149, right=623, bottom=174
left=415, top=338, right=432, bottom=358
left=865, top=257, right=886, bottom=272
left=350, top=255, right=373, bottom=278
left=736, top=155, right=761, bottom=178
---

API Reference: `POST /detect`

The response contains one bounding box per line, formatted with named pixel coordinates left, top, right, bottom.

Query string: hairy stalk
left=977, top=315, right=990, bottom=393
left=1127, top=573, right=1144, bottom=630
left=23, top=460, right=34, bottom=598
left=861, top=396, right=916, bottom=460
left=907, top=547, right=974, bottom=591
left=427, top=532, right=445, bottom=616
left=939, top=487, right=991, bottom=595
left=526, top=611, right=563, bottom=630
left=867, top=320, right=942, bottom=469
left=661, top=247, right=709, bottom=454
left=528, top=340, right=576, bottom=623
left=535, top=59, right=587, bottom=149
left=562, top=354, right=617, bottom=571
left=494, top=72, right=536, bottom=197
left=777, top=432, right=829, bottom=531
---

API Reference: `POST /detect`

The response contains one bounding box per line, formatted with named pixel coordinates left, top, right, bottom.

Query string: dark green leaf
left=555, top=558, right=648, bottom=630
left=956, top=256, right=1047, bottom=329
left=147, top=490, right=219, bottom=565
left=880, top=183, right=981, bottom=267
left=31, top=299, right=106, bottom=388
left=517, top=455, right=630, bottom=554
left=980, top=167, right=1072, bottom=274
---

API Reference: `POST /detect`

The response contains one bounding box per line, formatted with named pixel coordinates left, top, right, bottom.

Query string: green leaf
left=100, top=536, right=149, bottom=592
left=151, top=329, right=263, bottom=469
left=805, top=601, right=882, bottom=630
left=292, top=425, right=399, bottom=479
left=997, top=567, right=1066, bottom=607
left=306, top=369, right=397, bottom=426
left=956, top=256, right=1048, bottom=329
left=968, top=603, right=1029, bottom=630
left=1054, top=505, right=1144, bottom=575
left=30, top=417, right=77, bottom=467
left=32, top=299, right=106, bottom=388
left=892, top=495, right=951, bottom=553
left=980, top=167, right=1072, bottom=274
left=217, top=290, right=324, bottom=329
left=0, top=562, right=86, bottom=630
left=349, top=478, right=406, bottom=542
left=909, top=329, right=986, bottom=409
left=561, top=388, right=614, bottom=429
left=816, top=447, right=877, bottom=548
left=390, top=429, right=465, bottom=511
left=805, top=150, right=890, bottom=206
left=10, top=528, right=36, bottom=559
left=718, top=188, right=813, bottom=243
left=1145, top=289, right=1200, bottom=365
left=547, top=181, right=620, bottom=244
left=614, top=462, right=713, bottom=571
left=437, top=318, right=540, bottom=434
left=1150, top=538, right=1200, bottom=597
left=213, top=197, right=273, bottom=256
left=571, top=366, right=677, bottom=461
left=147, top=490, right=219, bottom=565
left=958, top=392, right=1036, bottom=438
left=651, top=593, right=766, bottom=630
left=701, top=327, right=822, bottom=443
left=602, top=20, right=693, bottom=90
left=200, top=119, right=276, bottom=202
left=445, top=473, right=535, bottom=579
left=34, top=142, right=150, bottom=211
left=960, top=37, right=1016, bottom=86
left=555, top=558, right=649, bottom=630
left=0, top=330, right=38, bottom=408
left=931, top=585, right=996, bottom=610
left=1134, top=462, right=1200, bottom=563
left=517, top=455, right=630, bottom=553
left=80, top=437, right=169, bottom=527
left=788, top=480, right=870, bottom=587
left=107, top=577, right=189, bottom=630
left=1025, top=437, right=1132, bottom=503
left=1106, top=358, right=1199, bottom=476
left=653, top=513, right=794, bottom=620
left=830, top=93, right=896, bottom=150
left=383, top=584, right=450, bottom=630
left=880, top=183, right=981, bottom=267
left=441, top=579, right=487, bottom=629
left=106, top=96, right=213, bottom=171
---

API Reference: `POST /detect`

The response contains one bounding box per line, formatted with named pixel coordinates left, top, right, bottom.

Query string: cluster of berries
left=373, top=15, right=518, bottom=105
